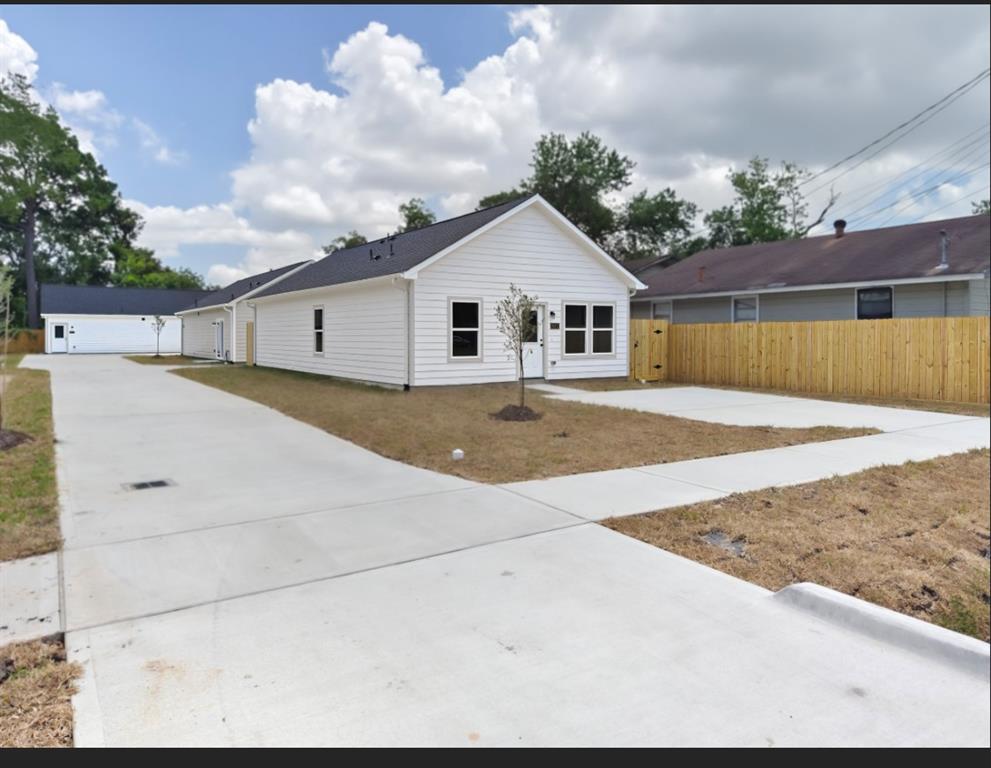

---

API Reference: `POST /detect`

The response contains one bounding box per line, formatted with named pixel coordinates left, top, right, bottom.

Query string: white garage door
left=60, top=316, right=182, bottom=354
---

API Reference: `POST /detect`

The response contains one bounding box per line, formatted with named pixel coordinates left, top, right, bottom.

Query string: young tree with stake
left=150, top=315, right=166, bottom=358
left=494, top=284, right=538, bottom=410
left=0, top=264, right=13, bottom=431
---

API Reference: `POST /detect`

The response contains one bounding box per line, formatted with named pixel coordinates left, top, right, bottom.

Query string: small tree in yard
left=494, top=284, right=539, bottom=416
left=150, top=315, right=166, bottom=357
left=0, top=263, right=14, bottom=432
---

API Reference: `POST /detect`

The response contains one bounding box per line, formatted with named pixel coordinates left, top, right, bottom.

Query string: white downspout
left=224, top=304, right=234, bottom=362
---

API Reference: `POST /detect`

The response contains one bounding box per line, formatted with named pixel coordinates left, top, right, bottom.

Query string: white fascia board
left=401, top=195, right=648, bottom=291
left=633, top=273, right=987, bottom=302
left=40, top=313, right=181, bottom=320
left=176, top=261, right=316, bottom=315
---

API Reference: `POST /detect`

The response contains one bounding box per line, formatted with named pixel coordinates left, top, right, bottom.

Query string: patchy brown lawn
left=0, top=635, right=81, bottom=748
left=124, top=354, right=210, bottom=366
left=0, top=363, right=60, bottom=562
left=605, top=450, right=991, bottom=642
left=174, top=365, right=871, bottom=484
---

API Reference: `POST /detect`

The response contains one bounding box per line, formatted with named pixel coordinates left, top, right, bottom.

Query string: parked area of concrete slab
left=530, top=383, right=978, bottom=430
left=0, top=553, right=60, bottom=645
left=22, top=356, right=991, bottom=746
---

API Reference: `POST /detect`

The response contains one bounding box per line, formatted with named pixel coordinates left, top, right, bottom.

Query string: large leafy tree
left=322, top=230, right=367, bottom=255
left=481, top=132, right=635, bottom=245
left=1, top=75, right=203, bottom=325
left=111, top=245, right=207, bottom=290
left=398, top=197, right=436, bottom=232
left=703, top=156, right=837, bottom=249
left=611, top=188, right=699, bottom=262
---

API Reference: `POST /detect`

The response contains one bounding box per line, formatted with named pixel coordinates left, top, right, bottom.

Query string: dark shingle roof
left=180, top=261, right=309, bottom=310
left=637, top=215, right=991, bottom=299
left=40, top=284, right=213, bottom=316
left=255, top=196, right=532, bottom=298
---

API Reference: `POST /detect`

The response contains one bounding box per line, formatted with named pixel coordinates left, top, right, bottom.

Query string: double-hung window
left=732, top=296, right=758, bottom=323
left=857, top=287, right=892, bottom=319
left=564, top=303, right=615, bottom=355
left=450, top=300, right=481, bottom=359
left=313, top=307, right=324, bottom=354
left=592, top=305, right=614, bottom=354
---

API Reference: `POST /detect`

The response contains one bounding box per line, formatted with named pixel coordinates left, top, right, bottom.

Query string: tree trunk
left=519, top=349, right=525, bottom=408
left=24, top=199, right=39, bottom=329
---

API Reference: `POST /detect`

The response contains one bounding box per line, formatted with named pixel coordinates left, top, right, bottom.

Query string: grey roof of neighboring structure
left=40, top=284, right=212, bottom=316
left=180, top=261, right=310, bottom=310
left=255, top=196, right=533, bottom=298
left=636, top=214, right=991, bottom=299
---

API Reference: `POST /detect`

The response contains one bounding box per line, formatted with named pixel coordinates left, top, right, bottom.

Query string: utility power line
left=909, top=183, right=990, bottom=223
left=800, top=67, right=990, bottom=189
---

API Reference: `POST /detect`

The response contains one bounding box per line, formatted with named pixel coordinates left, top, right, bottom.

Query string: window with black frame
left=313, top=307, right=324, bottom=353
left=451, top=300, right=480, bottom=358
left=856, top=288, right=892, bottom=319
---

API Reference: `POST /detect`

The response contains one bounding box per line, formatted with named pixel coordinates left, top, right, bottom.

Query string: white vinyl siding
left=253, top=279, right=407, bottom=386
left=181, top=307, right=229, bottom=359
left=44, top=315, right=181, bottom=354
left=412, top=204, right=630, bottom=385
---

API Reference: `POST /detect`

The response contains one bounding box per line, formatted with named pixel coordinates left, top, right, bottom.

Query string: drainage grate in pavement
left=122, top=479, right=175, bottom=491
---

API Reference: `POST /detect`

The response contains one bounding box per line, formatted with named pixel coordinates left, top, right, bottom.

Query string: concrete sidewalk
left=504, top=419, right=990, bottom=519
left=531, top=383, right=979, bottom=430
left=24, top=356, right=991, bottom=746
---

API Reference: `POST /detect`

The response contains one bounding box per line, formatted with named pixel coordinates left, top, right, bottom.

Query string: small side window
left=313, top=307, right=324, bottom=353
left=732, top=296, right=757, bottom=323
left=857, top=288, right=892, bottom=320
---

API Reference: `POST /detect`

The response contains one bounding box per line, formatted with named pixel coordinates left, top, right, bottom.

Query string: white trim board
left=633, top=272, right=986, bottom=302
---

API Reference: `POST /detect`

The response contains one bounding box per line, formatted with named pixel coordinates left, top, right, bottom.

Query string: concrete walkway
left=0, top=554, right=60, bottom=645
left=530, top=382, right=980, bottom=430
left=514, top=383, right=990, bottom=519
left=23, top=356, right=990, bottom=746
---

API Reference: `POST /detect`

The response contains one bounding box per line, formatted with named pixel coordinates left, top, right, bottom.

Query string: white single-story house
left=176, top=261, right=310, bottom=362
left=247, top=195, right=646, bottom=387
left=632, top=215, right=991, bottom=323
left=40, top=284, right=211, bottom=354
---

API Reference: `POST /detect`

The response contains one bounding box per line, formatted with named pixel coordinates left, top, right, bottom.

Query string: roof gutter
left=634, top=272, right=989, bottom=302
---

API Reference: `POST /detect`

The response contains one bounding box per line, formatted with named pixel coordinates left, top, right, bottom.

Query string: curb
left=773, top=582, right=990, bottom=681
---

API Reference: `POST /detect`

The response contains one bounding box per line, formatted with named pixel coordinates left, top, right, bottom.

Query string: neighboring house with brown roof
left=632, top=215, right=991, bottom=324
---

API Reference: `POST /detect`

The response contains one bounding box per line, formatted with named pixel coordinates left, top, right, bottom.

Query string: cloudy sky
left=2, top=5, right=989, bottom=285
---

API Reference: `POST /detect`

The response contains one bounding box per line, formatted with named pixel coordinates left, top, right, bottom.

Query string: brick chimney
left=833, top=219, right=846, bottom=238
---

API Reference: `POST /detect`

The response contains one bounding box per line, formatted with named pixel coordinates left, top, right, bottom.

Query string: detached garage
left=40, top=284, right=211, bottom=354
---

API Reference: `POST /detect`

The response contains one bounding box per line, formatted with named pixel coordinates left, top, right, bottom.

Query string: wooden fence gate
left=629, top=319, right=669, bottom=381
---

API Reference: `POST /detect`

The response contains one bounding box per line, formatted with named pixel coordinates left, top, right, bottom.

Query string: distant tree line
left=326, top=131, right=841, bottom=267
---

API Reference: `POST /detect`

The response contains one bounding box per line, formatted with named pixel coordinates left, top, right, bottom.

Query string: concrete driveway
left=25, top=356, right=990, bottom=746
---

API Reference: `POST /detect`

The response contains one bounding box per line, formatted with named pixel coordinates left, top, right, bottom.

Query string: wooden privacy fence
left=629, top=317, right=991, bottom=404
left=1, top=329, right=45, bottom=354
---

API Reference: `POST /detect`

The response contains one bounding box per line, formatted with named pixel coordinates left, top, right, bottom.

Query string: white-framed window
left=563, top=302, right=616, bottom=355
left=313, top=306, right=324, bottom=354
left=592, top=304, right=614, bottom=354
left=563, top=303, right=588, bottom=355
left=651, top=301, right=672, bottom=321
left=732, top=295, right=758, bottom=323
left=856, top=287, right=893, bottom=319
left=449, top=299, right=481, bottom=359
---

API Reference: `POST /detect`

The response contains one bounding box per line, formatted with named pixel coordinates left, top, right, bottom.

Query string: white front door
left=214, top=321, right=225, bottom=360
left=51, top=323, right=69, bottom=353
left=522, top=306, right=544, bottom=379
